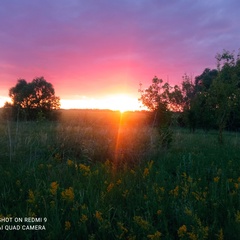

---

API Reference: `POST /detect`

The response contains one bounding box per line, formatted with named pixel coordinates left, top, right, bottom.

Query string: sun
left=104, top=94, right=139, bottom=112
left=0, top=96, right=11, bottom=107
left=60, top=94, right=141, bottom=111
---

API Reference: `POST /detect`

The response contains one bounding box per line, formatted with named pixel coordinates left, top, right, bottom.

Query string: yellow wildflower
left=79, top=163, right=90, bottom=176
left=104, top=159, right=111, bottom=168
left=81, top=204, right=87, bottom=210
left=214, top=176, right=220, bottom=183
left=147, top=231, right=162, bottom=239
left=117, top=222, right=128, bottom=238
left=159, top=187, right=165, bottom=193
left=128, top=236, right=136, bottom=240
left=50, top=181, right=59, bottom=195
left=178, top=225, right=187, bottom=238
left=216, top=228, right=224, bottom=240
left=157, top=210, right=162, bottom=215
left=143, top=168, right=149, bottom=178
left=235, top=210, right=240, bottom=223
left=116, top=179, right=122, bottom=185
left=192, top=191, right=206, bottom=202
left=133, top=216, right=149, bottom=230
left=147, top=160, right=154, bottom=170
left=169, top=186, right=179, bottom=197
left=95, top=211, right=103, bottom=221
left=182, top=172, right=187, bottom=178
left=80, top=214, right=88, bottom=223
left=117, top=222, right=128, bottom=233
left=65, top=221, right=71, bottom=230
left=130, top=169, right=136, bottom=175
left=187, top=232, right=197, bottom=240
left=92, top=169, right=99, bottom=175
left=27, top=190, right=35, bottom=203
left=61, top=187, right=74, bottom=201
left=67, top=159, right=74, bottom=167
left=122, top=190, right=129, bottom=198
left=54, top=153, right=62, bottom=162
left=107, top=183, right=114, bottom=192
left=237, top=177, right=240, bottom=183
left=234, top=183, right=239, bottom=190
left=185, top=207, right=192, bottom=216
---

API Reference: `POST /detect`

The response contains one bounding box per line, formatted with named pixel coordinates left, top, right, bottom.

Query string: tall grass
left=0, top=110, right=240, bottom=239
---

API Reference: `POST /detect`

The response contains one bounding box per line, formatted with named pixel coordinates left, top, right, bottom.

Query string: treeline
left=139, top=49, right=240, bottom=143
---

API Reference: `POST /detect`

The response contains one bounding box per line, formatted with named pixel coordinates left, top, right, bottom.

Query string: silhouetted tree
left=139, top=49, right=240, bottom=144
left=208, top=50, right=240, bottom=143
left=181, top=49, right=240, bottom=142
left=5, top=77, right=60, bottom=121
left=195, top=68, right=218, bottom=92
left=139, top=76, right=177, bottom=147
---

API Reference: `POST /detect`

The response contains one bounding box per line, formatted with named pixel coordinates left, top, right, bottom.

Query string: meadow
left=0, top=109, right=240, bottom=239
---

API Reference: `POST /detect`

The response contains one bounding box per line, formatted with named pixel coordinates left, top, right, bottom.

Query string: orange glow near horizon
left=0, top=94, right=144, bottom=112
left=0, top=96, right=11, bottom=108
left=60, top=94, right=142, bottom=112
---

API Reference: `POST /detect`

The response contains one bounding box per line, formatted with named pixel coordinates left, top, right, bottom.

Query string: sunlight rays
left=114, top=112, right=124, bottom=168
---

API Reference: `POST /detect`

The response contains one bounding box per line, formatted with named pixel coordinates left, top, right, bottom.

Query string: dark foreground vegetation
left=0, top=109, right=240, bottom=239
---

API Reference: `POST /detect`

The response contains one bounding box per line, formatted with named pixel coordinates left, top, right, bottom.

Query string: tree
left=194, top=68, right=218, bottom=92
left=5, top=77, right=60, bottom=121
left=207, top=50, right=240, bottom=143
left=139, top=76, right=179, bottom=147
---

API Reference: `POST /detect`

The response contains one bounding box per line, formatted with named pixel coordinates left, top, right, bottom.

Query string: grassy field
left=0, top=109, right=240, bottom=239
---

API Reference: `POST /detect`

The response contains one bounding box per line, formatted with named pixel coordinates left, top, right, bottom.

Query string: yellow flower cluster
left=61, top=187, right=74, bottom=201
left=143, top=168, right=149, bottom=178
left=122, top=190, right=129, bottom=198
left=143, top=160, right=154, bottom=178
left=104, top=159, right=111, bottom=168
left=80, top=214, right=88, bottom=223
left=133, top=216, right=149, bottom=230
left=116, top=179, right=122, bottom=186
left=117, top=222, right=128, bottom=239
left=169, top=185, right=179, bottom=197
left=50, top=181, right=59, bottom=195
left=156, top=210, right=162, bottom=215
left=54, top=153, right=62, bottom=162
left=217, top=228, right=224, bottom=240
left=67, top=159, right=74, bottom=167
left=79, top=163, right=91, bottom=176
left=65, top=221, right=71, bottom=230
left=95, top=211, right=103, bottom=221
left=107, top=183, right=114, bottom=192
left=214, top=176, right=220, bottom=183
left=147, top=231, right=162, bottom=239
left=178, top=225, right=187, bottom=238
left=27, top=190, right=35, bottom=203
left=235, top=210, right=240, bottom=223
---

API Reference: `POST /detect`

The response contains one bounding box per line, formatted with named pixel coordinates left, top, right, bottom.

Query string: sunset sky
left=0, top=0, right=240, bottom=110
